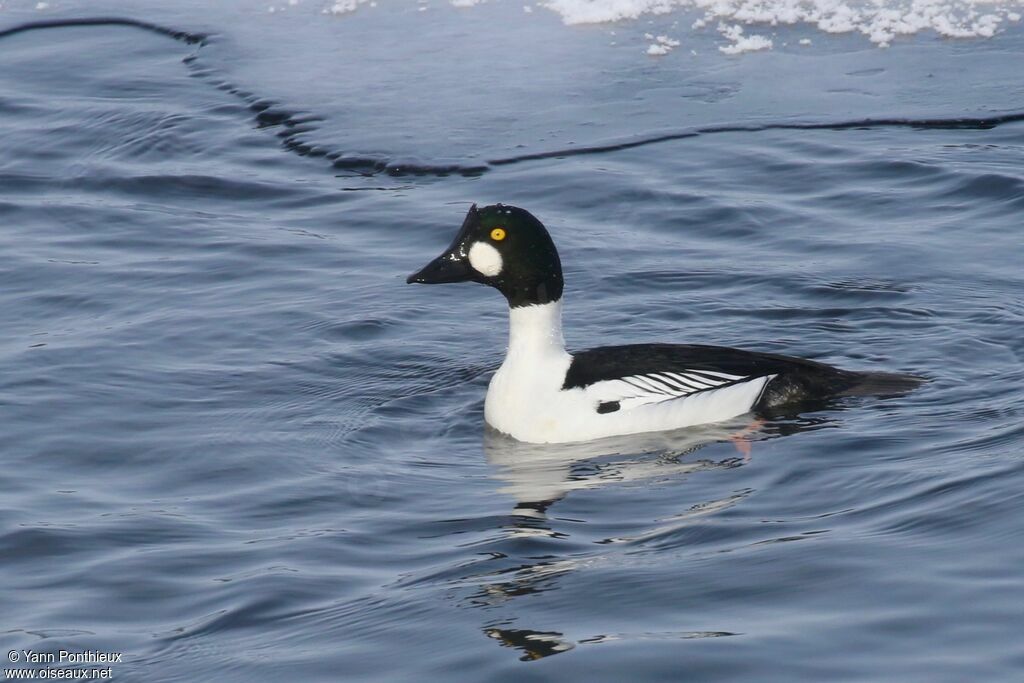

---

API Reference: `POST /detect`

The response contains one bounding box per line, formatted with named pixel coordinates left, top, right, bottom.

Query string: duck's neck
left=506, top=300, right=567, bottom=359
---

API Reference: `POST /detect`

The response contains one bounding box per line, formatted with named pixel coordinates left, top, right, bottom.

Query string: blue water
left=2, top=5, right=1023, bottom=682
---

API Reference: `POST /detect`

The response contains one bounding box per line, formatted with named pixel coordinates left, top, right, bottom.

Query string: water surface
left=2, top=5, right=1022, bottom=682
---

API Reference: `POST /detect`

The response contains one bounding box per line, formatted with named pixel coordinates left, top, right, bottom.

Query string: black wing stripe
left=643, top=374, right=691, bottom=393
left=619, top=371, right=743, bottom=397
left=631, top=376, right=673, bottom=394
left=681, top=374, right=722, bottom=389
left=648, top=373, right=693, bottom=392
left=663, top=372, right=717, bottom=390
left=623, top=377, right=666, bottom=394
left=654, top=375, right=758, bottom=402
left=680, top=374, right=722, bottom=388
left=691, top=369, right=744, bottom=381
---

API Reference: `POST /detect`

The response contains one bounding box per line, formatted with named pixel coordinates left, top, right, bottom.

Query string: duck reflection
left=470, top=413, right=832, bottom=661
left=483, top=626, right=575, bottom=661
left=483, top=624, right=738, bottom=661
left=483, top=418, right=760, bottom=521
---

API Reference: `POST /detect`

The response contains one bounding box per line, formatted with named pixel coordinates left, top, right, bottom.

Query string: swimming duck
left=407, top=204, right=919, bottom=444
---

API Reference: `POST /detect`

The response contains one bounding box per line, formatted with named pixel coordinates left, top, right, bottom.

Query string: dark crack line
left=3, top=17, right=1023, bottom=178
left=0, top=16, right=207, bottom=44
left=488, top=112, right=1024, bottom=165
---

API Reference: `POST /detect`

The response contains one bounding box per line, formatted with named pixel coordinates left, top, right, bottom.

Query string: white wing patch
left=596, top=369, right=753, bottom=411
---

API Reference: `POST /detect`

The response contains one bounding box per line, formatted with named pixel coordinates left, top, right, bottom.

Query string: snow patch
left=646, top=33, right=681, bottom=53
left=717, top=22, right=772, bottom=52
left=540, top=0, right=1024, bottom=51
left=313, top=0, right=1024, bottom=53
left=325, top=0, right=365, bottom=13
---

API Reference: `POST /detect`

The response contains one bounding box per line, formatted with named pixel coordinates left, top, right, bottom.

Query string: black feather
left=562, top=343, right=915, bottom=410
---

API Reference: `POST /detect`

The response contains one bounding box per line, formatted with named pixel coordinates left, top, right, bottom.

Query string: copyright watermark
left=5, top=650, right=122, bottom=679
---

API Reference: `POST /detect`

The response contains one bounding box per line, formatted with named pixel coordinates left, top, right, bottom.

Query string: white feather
left=484, top=301, right=773, bottom=444
left=468, top=241, right=503, bottom=277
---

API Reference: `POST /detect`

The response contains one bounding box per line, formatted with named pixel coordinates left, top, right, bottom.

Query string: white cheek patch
left=468, top=241, right=503, bottom=277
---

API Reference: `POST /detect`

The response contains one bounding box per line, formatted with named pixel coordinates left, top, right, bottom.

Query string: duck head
left=407, top=204, right=564, bottom=308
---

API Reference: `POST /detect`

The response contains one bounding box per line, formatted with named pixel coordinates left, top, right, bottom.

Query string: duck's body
left=483, top=300, right=884, bottom=443
left=409, top=204, right=920, bottom=444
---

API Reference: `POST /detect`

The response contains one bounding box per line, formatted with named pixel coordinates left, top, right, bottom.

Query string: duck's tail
left=839, top=371, right=927, bottom=398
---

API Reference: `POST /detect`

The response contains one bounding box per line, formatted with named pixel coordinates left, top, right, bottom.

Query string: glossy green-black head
left=407, top=204, right=563, bottom=308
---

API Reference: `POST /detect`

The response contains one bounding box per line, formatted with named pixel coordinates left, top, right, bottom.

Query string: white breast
left=483, top=302, right=572, bottom=440
left=485, top=348, right=573, bottom=441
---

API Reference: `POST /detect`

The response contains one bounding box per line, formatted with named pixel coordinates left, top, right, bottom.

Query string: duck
left=407, top=204, right=921, bottom=444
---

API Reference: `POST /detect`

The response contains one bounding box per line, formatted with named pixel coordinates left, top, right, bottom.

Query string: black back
left=563, top=343, right=860, bottom=408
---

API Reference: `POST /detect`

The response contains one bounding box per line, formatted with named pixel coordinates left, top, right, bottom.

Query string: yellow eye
left=490, top=227, right=506, bottom=241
